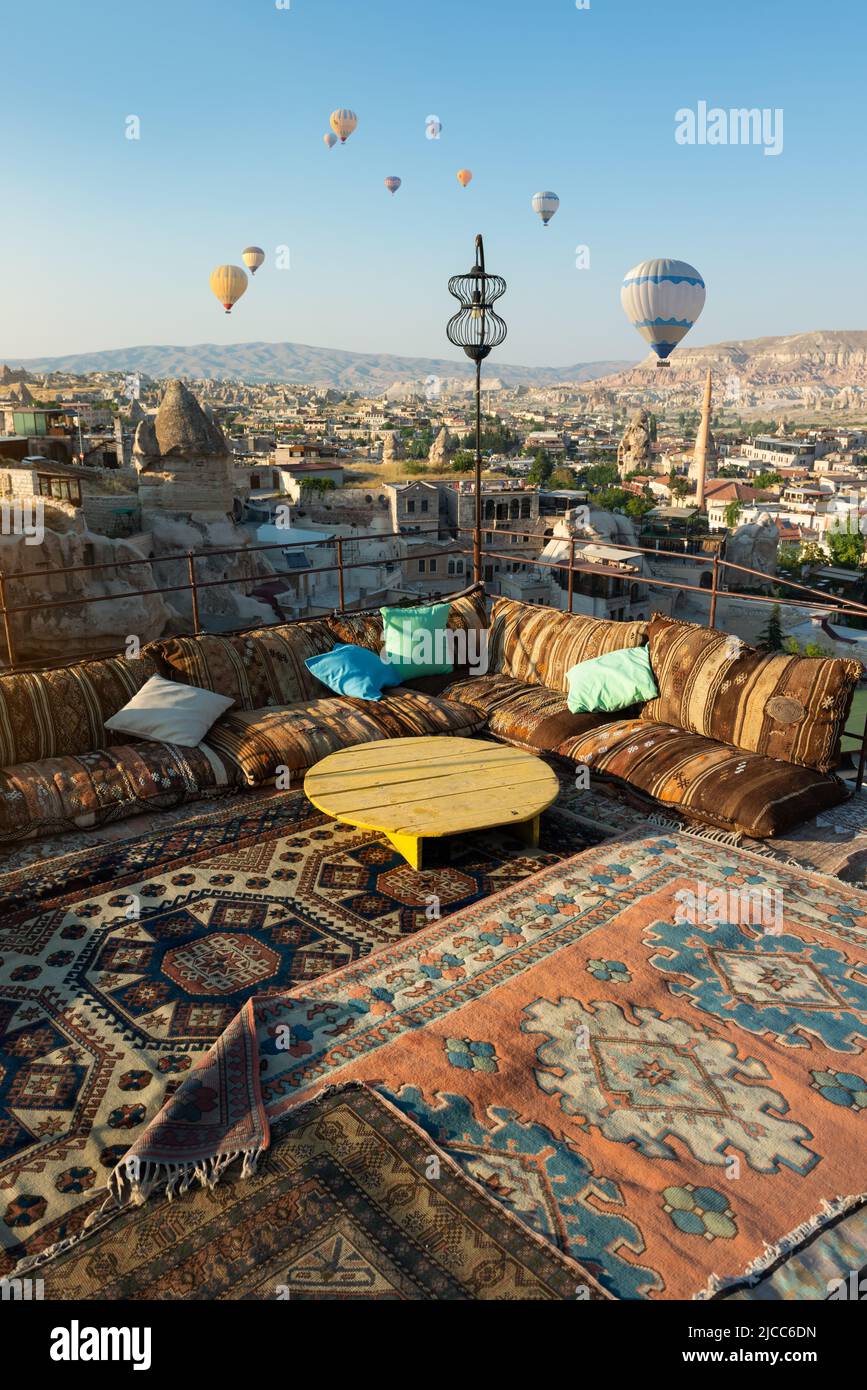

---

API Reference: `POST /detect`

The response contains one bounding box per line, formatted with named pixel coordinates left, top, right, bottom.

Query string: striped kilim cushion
left=326, top=586, right=489, bottom=655
left=0, top=654, right=158, bottom=767
left=641, top=615, right=863, bottom=772
left=147, top=620, right=335, bottom=710
left=488, top=596, right=648, bottom=694
left=205, top=689, right=486, bottom=786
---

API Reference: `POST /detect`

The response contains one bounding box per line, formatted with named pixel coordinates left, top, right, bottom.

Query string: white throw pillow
left=105, top=674, right=234, bottom=748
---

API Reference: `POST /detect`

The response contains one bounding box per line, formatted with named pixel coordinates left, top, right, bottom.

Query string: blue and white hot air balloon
left=531, top=191, right=559, bottom=226
left=620, top=258, right=706, bottom=366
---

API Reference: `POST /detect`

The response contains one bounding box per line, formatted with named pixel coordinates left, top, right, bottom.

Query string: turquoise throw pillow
left=381, top=601, right=453, bottom=679
left=566, top=645, right=658, bottom=714
left=305, top=644, right=402, bottom=701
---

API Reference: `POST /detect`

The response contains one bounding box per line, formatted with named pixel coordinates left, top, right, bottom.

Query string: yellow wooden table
left=304, top=736, right=560, bottom=870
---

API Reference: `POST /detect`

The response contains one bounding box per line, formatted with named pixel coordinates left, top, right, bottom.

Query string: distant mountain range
left=6, top=342, right=633, bottom=391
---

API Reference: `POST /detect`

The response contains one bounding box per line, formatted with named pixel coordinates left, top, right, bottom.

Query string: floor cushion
left=443, top=673, right=632, bottom=753
left=0, top=741, right=235, bottom=844
left=0, top=652, right=159, bottom=767
left=145, top=619, right=335, bottom=710
left=487, top=595, right=647, bottom=693
left=325, top=586, right=488, bottom=658
left=204, top=690, right=487, bottom=787
left=556, top=717, right=849, bottom=838
left=641, top=613, right=863, bottom=773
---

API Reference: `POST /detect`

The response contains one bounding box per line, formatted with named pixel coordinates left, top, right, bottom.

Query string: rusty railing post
left=567, top=538, right=575, bottom=613
left=708, top=553, right=719, bottom=629
left=336, top=538, right=345, bottom=612
left=0, top=570, right=16, bottom=670
left=187, top=552, right=201, bottom=635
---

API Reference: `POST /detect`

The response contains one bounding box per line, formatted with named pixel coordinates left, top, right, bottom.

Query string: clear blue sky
left=2, top=0, right=864, bottom=367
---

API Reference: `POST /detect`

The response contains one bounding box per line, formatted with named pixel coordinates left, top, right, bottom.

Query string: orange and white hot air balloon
left=324, top=131, right=337, bottom=149
left=209, top=264, right=248, bottom=314
left=330, top=109, right=358, bottom=143
left=456, top=169, right=473, bottom=189
left=242, top=246, right=265, bottom=276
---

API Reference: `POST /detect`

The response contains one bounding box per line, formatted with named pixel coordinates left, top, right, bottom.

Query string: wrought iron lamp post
left=446, top=234, right=507, bottom=584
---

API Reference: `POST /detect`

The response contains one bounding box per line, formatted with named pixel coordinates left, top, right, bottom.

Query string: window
left=420, top=499, right=428, bottom=513
left=417, top=559, right=426, bottom=573
left=456, top=559, right=464, bottom=575
left=448, top=559, right=455, bottom=575
left=407, top=499, right=416, bottom=513
left=521, top=499, right=531, bottom=518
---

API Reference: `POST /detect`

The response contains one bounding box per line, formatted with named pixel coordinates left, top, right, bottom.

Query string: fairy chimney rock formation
left=381, top=429, right=405, bottom=463
left=428, top=426, right=454, bottom=466
left=617, top=409, right=653, bottom=478
left=134, top=380, right=234, bottom=522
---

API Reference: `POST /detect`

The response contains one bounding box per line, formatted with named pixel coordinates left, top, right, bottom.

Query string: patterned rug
left=114, top=829, right=867, bottom=1300
left=17, top=1083, right=606, bottom=1300
left=0, top=788, right=599, bottom=1272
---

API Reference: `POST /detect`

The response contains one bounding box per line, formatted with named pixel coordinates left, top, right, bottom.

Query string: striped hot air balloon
left=209, top=265, right=248, bottom=314
left=456, top=169, right=473, bottom=188
left=620, top=258, right=706, bottom=364
left=330, top=109, right=358, bottom=143
left=384, top=176, right=402, bottom=196
left=242, top=246, right=265, bottom=275
left=531, top=191, right=560, bottom=226
left=324, top=131, right=337, bottom=149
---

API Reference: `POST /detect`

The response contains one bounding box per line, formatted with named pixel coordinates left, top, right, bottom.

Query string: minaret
left=692, top=369, right=713, bottom=510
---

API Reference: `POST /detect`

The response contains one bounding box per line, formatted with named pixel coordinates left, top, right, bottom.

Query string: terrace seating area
left=1, top=585, right=866, bottom=1300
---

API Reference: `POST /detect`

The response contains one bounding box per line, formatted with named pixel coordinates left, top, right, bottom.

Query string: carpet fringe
left=697, top=1191, right=867, bottom=1299
left=108, top=1146, right=266, bottom=1208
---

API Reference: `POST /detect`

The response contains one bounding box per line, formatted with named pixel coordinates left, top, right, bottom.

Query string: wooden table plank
left=304, top=736, right=560, bottom=865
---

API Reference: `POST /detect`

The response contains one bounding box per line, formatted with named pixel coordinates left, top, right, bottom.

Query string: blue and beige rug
left=0, top=788, right=597, bottom=1272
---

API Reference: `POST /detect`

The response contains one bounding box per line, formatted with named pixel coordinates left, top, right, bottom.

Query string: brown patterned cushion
left=0, top=653, right=158, bottom=768
left=205, top=690, right=486, bottom=786
left=145, top=620, right=335, bottom=710
left=641, top=614, right=863, bottom=772
left=556, top=717, right=848, bottom=838
left=487, top=596, right=648, bottom=693
left=0, top=741, right=235, bottom=844
left=326, top=586, right=489, bottom=655
left=443, top=673, right=623, bottom=752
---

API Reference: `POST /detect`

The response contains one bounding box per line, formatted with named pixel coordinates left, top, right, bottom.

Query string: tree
left=724, top=501, right=742, bottom=529
left=753, top=470, right=783, bottom=490
left=760, top=603, right=784, bottom=651
left=450, top=450, right=475, bottom=474
left=549, top=465, right=579, bottom=489
left=624, top=495, right=656, bottom=518
left=827, top=528, right=865, bottom=570
left=527, top=450, right=554, bottom=486
left=670, top=475, right=690, bottom=500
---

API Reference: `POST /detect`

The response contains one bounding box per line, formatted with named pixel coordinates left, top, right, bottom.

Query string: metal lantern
left=446, top=234, right=507, bottom=582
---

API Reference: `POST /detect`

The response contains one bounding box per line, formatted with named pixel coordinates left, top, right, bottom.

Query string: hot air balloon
left=209, top=265, right=248, bottom=315
left=330, top=109, right=358, bottom=143
left=324, top=131, right=337, bottom=149
left=384, top=176, right=402, bottom=196
left=242, top=246, right=265, bottom=276
left=456, top=169, right=473, bottom=188
left=620, top=258, right=706, bottom=366
left=531, top=191, right=560, bottom=226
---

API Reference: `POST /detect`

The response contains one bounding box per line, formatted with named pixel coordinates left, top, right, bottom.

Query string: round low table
left=304, top=736, right=560, bottom=870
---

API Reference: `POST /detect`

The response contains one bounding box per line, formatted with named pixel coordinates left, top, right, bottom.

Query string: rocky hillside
left=7, top=342, right=631, bottom=391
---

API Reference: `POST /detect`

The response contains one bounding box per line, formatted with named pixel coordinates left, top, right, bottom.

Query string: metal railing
left=1, top=524, right=866, bottom=787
